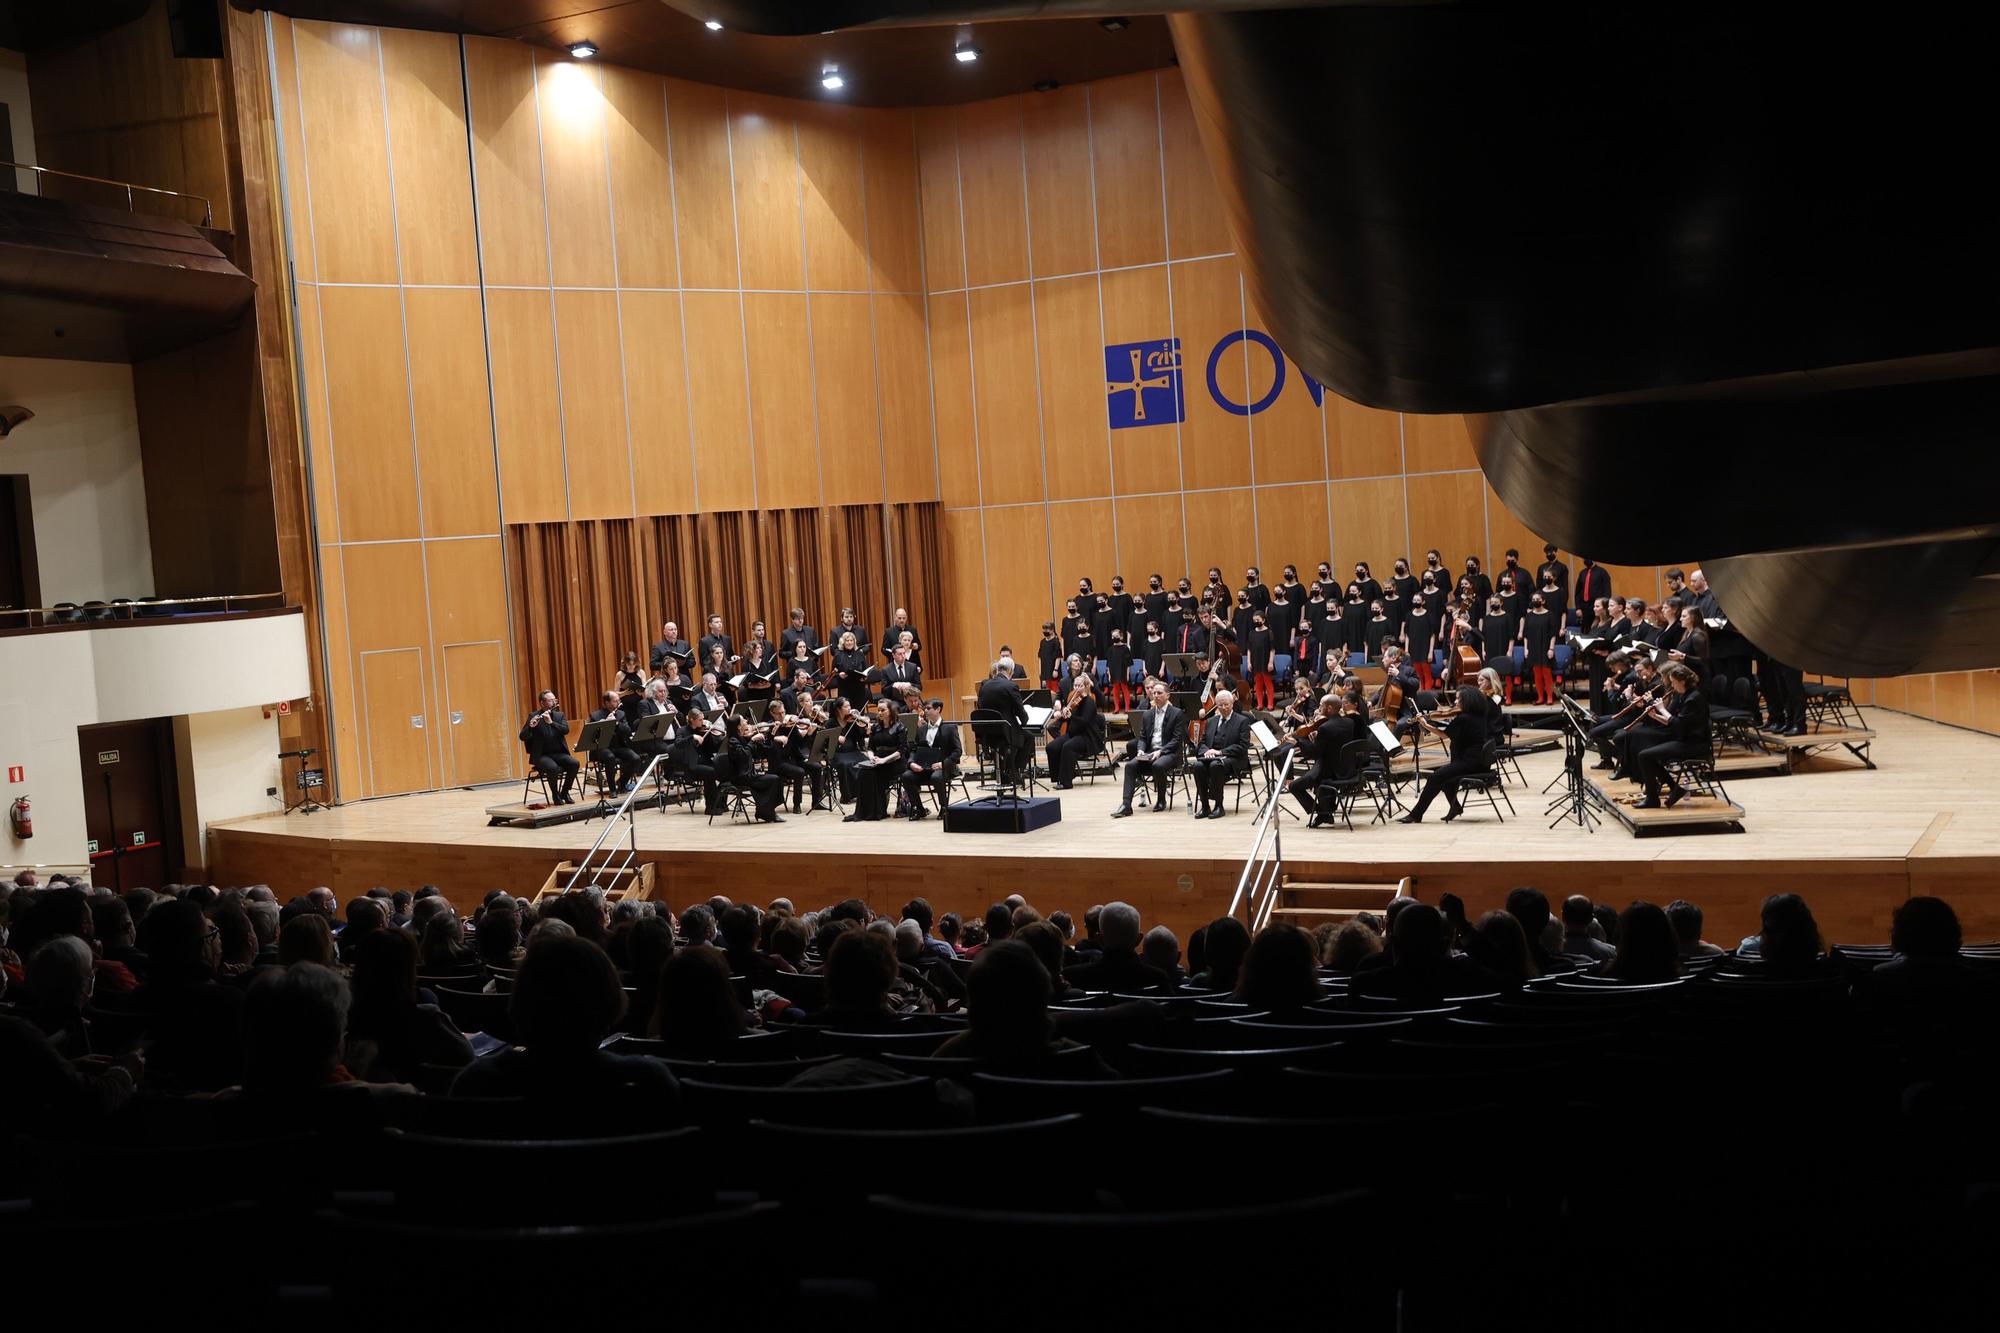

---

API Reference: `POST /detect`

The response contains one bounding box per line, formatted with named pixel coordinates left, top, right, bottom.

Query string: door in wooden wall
left=442, top=641, right=514, bottom=787
left=78, top=719, right=182, bottom=891
left=359, top=648, right=434, bottom=796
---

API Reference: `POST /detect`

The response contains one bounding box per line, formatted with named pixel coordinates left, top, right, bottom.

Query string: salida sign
left=1103, top=331, right=1324, bottom=430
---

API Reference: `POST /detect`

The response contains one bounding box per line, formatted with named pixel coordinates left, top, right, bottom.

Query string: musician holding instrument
left=672, top=707, right=726, bottom=814
left=1396, top=684, right=1494, bottom=824
left=845, top=699, right=908, bottom=822
left=1288, top=692, right=1349, bottom=828
left=1590, top=654, right=1658, bottom=770
left=518, top=690, right=578, bottom=804
left=725, top=714, right=786, bottom=823
left=1631, top=663, right=1710, bottom=809
left=1044, top=674, right=1104, bottom=790
left=588, top=689, right=644, bottom=793
left=759, top=698, right=824, bottom=813
left=633, top=678, right=680, bottom=769
left=1372, top=645, right=1420, bottom=733
left=830, top=699, right=871, bottom=804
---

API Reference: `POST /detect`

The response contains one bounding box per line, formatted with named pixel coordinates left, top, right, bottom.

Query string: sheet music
left=728, top=673, right=749, bottom=687
left=1369, top=720, right=1401, bottom=752
left=1022, top=705, right=1053, bottom=727
left=1250, top=720, right=1280, bottom=751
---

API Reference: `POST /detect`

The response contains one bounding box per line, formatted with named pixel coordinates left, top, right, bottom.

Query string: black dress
left=1341, top=597, right=1368, bottom=654
left=851, top=723, right=908, bottom=820
left=1038, top=635, right=1061, bottom=683
left=1404, top=609, right=1438, bottom=668
left=832, top=648, right=873, bottom=709
left=1364, top=615, right=1394, bottom=662
left=1521, top=609, right=1558, bottom=669
left=1246, top=627, right=1275, bottom=676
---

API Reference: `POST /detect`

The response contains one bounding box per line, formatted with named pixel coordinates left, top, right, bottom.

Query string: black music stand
left=574, top=719, right=620, bottom=813
left=632, top=711, right=675, bottom=744
left=1543, top=695, right=1601, bottom=831
left=1162, top=652, right=1198, bottom=686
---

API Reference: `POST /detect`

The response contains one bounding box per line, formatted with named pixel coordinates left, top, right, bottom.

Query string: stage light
left=569, top=41, right=597, bottom=59
left=955, top=46, right=979, bottom=63
left=821, top=68, right=844, bottom=90
left=705, top=20, right=723, bottom=31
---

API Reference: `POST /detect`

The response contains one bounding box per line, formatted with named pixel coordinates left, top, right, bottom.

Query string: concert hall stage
left=208, top=710, right=2000, bottom=951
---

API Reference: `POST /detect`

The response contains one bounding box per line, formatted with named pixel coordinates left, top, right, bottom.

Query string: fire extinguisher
left=9, top=795, right=30, bottom=839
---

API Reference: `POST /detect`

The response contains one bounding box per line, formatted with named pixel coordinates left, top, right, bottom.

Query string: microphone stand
left=1542, top=695, right=1600, bottom=831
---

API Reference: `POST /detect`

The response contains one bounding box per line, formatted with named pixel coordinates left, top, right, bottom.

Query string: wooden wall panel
left=425, top=535, right=511, bottom=647
left=1245, top=301, right=1326, bottom=486
left=1182, top=487, right=1258, bottom=589
left=929, top=292, right=980, bottom=507
left=956, top=97, right=1029, bottom=289
left=1484, top=482, right=1549, bottom=576
left=1089, top=72, right=1167, bottom=270
left=553, top=290, right=633, bottom=519
left=360, top=647, right=435, bottom=796
left=666, top=79, right=738, bottom=289
left=485, top=288, right=566, bottom=522
left=1404, top=412, right=1479, bottom=473
left=731, top=93, right=806, bottom=291
left=811, top=293, right=881, bottom=506
left=967, top=284, right=1044, bottom=507
left=318, top=285, right=419, bottom=542
left=914, top=113, right=965, bottom=293
left=381, top=27, right=479, bottom=287
left=1256, top=483, right=1332, bottom=582
left=316, top=546, right=363, bottom=791
left=270, top=15, right=317, bottom=285
left=1034, top=276, right=1111, bottom=500
left=982, top=503, right=1054, bottom=655
left=796, top=102, right=871, bottom=291
left=601, top=65, right=677, bottom=289
left=1171, top=258, right=1251, bottom=491
left=620, top=290, right=697, bottom=515
left=343, top=540, right=434, bottom=791
left=291, top=21, right=397, bottom=285
left=441, top=642, right=516, bottom=785
left=1047, top=500, right=1117, bottom=594
left=533, top=55, right=616, bottom=288
left=1021, top=85, right=1097, bottom=278
left=942, top=510, right=992, bottom=687
left=1116, top=493, right=1188, bottom=591
left=682, top=291, right=756, bottom=510
left=1326, top=396, right=1403, bottom=479
left=1933, top=671, right=1975, bottom=731
left=862, top=108, right=924, bottom=295
left=1098, top=264, right=1178, bottom=494
left=1971, top=671, right=2000, bottom=733
left=1406, top=471, right=1489, bottom=575
left=1330, top=477, right=1410, bottom=583
left=464, top=36, right=549, bottom=288
left=1158, top=67, right=1231, bottom=260
left=744, top=292, right=819, bottom=509
left=404, top=288, right=499, bottom=537
left=875, top=294, right=938, bottom=502
left=293, top=282, right=338, bottom=543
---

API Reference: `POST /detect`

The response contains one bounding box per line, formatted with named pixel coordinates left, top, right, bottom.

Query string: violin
left=1050, top=682, right=1092, bottom=736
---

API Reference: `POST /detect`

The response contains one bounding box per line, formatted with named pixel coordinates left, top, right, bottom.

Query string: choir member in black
left=693, top=671, right=731, bottom=719
left=1521, top=593, right=1561, bottom=705
left=1397, top=685, right=1494, bottom=824
left=1241, top=567, right=1269, bottom=614
left=1378, top=580, right=1405, bottom=645
left=1341, top=583, right=1369, bottom=657
left=841, top=701, right=906, bottom=821
left=1061, top=600, right=1092, bottom=658
left=1351, top=562, right=1383, bottom=608
left=1404, top=594, right=1439, bottom=690
left=1655, top=598, right=1686, bottom=655
left=1078, top=594, right=1109, bottom=658
left=1140, top=621, right=1168, bottom=682
left=1228, top=590, right=1256, bottom=651
left=1390, top=558, right=1418, bottom=605
left=1106, top=629, right=1135, bottom=712
left=724, top=715, right=786, bottom=823
left=1204, top=567, right=1231, bottom=607
left=890, top=628, right=923, bottom=671
left=1364, top=601, right=1395, bottom=663
left=995, top=645, right=1030, bottom=680
left=781, top=638, right=820, bottom=693
left=738, top=639, right=780, bottom=711
left=587, top=690, right=644, bottom=792
left=1266, top=584, right=1300, bottom=680
left=611, top=650, right=647, bottom=706
left=1668, top=606, right=1710, bottom=681
left=633, top=678, right=680, bottom=771
left=778, top=668, right=815, bottom=715
left=1455, top=575, right=1480, bottom=613
left=1037, top=622, right=1062, bottom=689
left=1480, top=594, right=1519, bottom=689
left=653, top=657, right=689, bottom=706
left=701, top=644, right=730, bottom=696
left=1278, top=565, right=1306, bottom=610
left=1632, top=664, right=1709, bottom=808
left=879, top=643, right=922, bottom=713
left=1246, top=613, right=1276, bottom=711
left=674, top=709, right=726, bottom=814
left=1603, top=599, right=1635, bottom=645
left=1111, top=681, right=1185, bottom=817
left=779, top=608, right=820, bottom=660
left=650, top=620, right=694, bottom=673
left=743, top=620, right=775, bottom=666
left=880, top=607, right=918, bottom=661
left=831, top=631, right=872, bottom=710
left=1575, top=559, right=1612, bottom=627
left=698, top=614, right=734, bottom=671
left=1313, top=561, right=1341, bottom=605
left=519, top=690, right=578, bottom=803
left=759, top=699, right=822, bottom=812
left=1043, top=678, right=1104, bottom=790
left=1190, top=690, right=1252, bottom=818
left=1107, top=576, right=1134, bottom=633
left=832, top=607, right=869, bottom=657
left=1536, top=544, right=1570, bottom=615
left=1162, top=593, right=1190, bottom=641
left=1499, top=548, right=1524, bottom=592
left=900, top=699, right=961, bottom=819
left=1627, top=599, right=1660, bottom=646
left=1422, top=549, right=1448, bottom=590
left=1144, top=573, right=1170, bottom=628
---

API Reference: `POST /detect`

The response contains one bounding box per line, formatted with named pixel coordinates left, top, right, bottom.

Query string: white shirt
left=1149, top=709, right=1165, bottom=751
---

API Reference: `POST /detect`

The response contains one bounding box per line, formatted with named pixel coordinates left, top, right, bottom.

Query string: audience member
left=1141, top=925, right=1185, bottom=986
left=648, top=945, right=752, bottom=1056
left=1067, top=902, right=1170, bottom=993
left=1561, top=895, right=1617, bottom=962
left=1190, top=915, right=1251, bottom=991
left=1602, top=902, right=1681, bottom=983
left=347, top=928, right=475, bottom=1082
left=1235, top=924, right=1321, bottom=1013
left=1666, top=899, right=1723, bottom=958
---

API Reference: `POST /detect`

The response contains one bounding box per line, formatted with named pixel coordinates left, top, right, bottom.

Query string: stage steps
left=1266, top=874, right=1410, bottom=926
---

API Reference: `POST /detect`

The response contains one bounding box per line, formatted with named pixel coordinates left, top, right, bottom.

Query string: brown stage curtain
left=505, top=503, right=948, bottom=718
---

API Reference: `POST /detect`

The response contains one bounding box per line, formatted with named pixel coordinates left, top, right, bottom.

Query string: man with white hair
left=975, top=660, right=1034, bottom=779
left=1141, top=925, right=1185, bottom=985
left=27, top=937, right=97, bottom=1054
left=1066, top=901, right=1171, bottom=993
left=1189, top=689, right=1252, bottom=819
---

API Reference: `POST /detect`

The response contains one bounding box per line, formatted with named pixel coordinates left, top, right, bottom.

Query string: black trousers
left=532, top=752, right=579, bottom=799
left=1121, top=755, right=1175, bottom=807
left=1191, top=756, right=1238, bottom=808
left=1615, top=723, right=1668, bottom=777
left=1046, top=734, right=1099, bottom=787
left=1290, top=762, right=1328, bottom=814
left=1759, top=656, right=1806, bottom=730
left=591, top=745, right=643, bottom=789
left=1588, top=718, right=1628, bottom=766
left=901, top=764, right=955, bottom=812
left=833, top=752, right=865, bottom=802
left=768, top=758, right=822, bottom=808
left=1636, top=738, right=1707, bottom=799
left=1407, top=757, right=1486, bottom=819
left=742, top=770, right=785, bottom=819
left=681, top=758, right=722, bottom=811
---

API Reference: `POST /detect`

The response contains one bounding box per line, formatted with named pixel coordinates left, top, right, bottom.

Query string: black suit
left=698, top=633, right=735, bottom=668
left=880, top=659, right=923, bottom=711
left=587, top=707, right=643, bottom=790
left=1045, top=693, right=1104, bottom=788
left=519, top=708, right=577, bottom=801
left=1120, top=703, right=1185, bottom=808
left=901, top=720, right=962, bottom=812
left=779, top=625, right=820, bottom=659
left=975, top=675, right=1035, bottom=777
left=673, top=727, right=726, bottom=812
left=1191, top=710, right=1251, bottom=811
left=649, top=638, right=694, bottom=672
left=631, top=697, right=679, bottom=765
left=1636, top=687, right=1711, bottom=801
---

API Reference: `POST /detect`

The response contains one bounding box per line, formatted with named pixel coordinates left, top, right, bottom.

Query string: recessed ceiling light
left=955, top=46, right=979, bottom=63
left=568, top=41, right=597, bottom=59
left=704, top=19, right=723, bottom=31
left=821, top=68, right=845, bottom=90
left=1098, top=16, right=1129, bottom=31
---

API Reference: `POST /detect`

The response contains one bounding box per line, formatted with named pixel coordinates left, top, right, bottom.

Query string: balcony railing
left=0, top=592, right=287, bottom=632
left=2, top=160, right=215, bottom=228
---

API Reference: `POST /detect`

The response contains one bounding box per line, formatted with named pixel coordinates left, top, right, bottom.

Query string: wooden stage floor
left=210, top=710, right=2000, bottom=952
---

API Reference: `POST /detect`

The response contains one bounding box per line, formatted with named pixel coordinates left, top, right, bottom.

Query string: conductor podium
left=943, top=794, right=1063, bottom=835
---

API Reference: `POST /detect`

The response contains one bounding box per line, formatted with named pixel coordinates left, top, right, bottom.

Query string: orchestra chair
left=1177, top=739, right=1255, bottom=815
left=1803, top=677, right=1862, bottom=730
left=1312, top=739, right=1388, bottom=830
left=707, top=778, right=754, bottom=825
left=1660, top=749, right=1729, bottom=805
left=520, top=768, right=559, bottom=806
left=1447, top=742, right=1513, bottom=822
left=1492, top=738, right=1530, bottom=787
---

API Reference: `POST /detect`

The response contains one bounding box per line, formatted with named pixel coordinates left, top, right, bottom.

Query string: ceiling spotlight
left=955, top=46, right=979, bottom=63
left=1098, top=16, right=1130, bottom=32
left=704, top=19, right=723, bottom=31
left=821, top=68, right=845, bottom=90
left=568, top=41, right=597, bottom=58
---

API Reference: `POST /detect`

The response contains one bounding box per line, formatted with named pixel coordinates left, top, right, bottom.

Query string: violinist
left=759, top=698, right=824, bottom=813
left=672, top=707, right=726, bottom=814
left=1632, top=663, right=1709, bottom=809
left=845, top=699, right=908, bottom=822
left=1288, top=692, right=1351, bottom=829
left=726, top=714, right=786, bottom=823
left=1396, top=685, right=1493, bottom=824
left=830, top=698, right=871, bottom=803
left=1044, top=675, right=1104, bottom=790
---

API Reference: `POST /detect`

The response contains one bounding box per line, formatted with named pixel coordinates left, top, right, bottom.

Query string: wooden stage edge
left=209, top=710, right=2000, bottom=954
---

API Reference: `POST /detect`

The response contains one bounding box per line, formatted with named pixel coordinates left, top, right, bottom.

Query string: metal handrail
left=563, top=752, right=669, bottom=893
left=0, top=592, right=286, bottom=625
left=1226, top=747, right=1294, bottom=927
left=2, top=159, right=215, bottom=227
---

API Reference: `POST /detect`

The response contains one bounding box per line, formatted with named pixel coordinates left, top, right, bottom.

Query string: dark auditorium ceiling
left=234, top=1, right=1175, bottom=104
